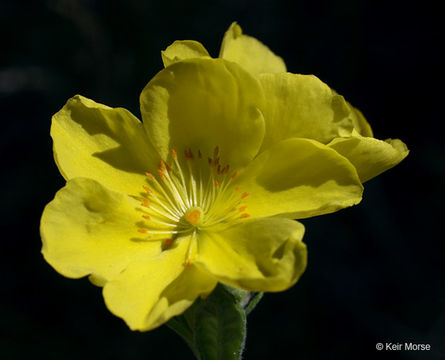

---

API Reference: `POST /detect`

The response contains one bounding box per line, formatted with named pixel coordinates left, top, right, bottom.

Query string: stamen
left=138, top=146, right=251, bottom=241
left=145, top=174, right=183, bottom=216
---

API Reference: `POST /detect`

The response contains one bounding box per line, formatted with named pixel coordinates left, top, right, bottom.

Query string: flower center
left=184, top=207, right=202, bottom=226
left=136, top=147, right=250, bottom=263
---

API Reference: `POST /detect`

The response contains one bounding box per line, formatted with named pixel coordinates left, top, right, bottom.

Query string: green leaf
left=194, top=284, right=246, bottom=360
left=167, top=284, right=263, bottom=359
left=166, top=316, right=199, bottom=359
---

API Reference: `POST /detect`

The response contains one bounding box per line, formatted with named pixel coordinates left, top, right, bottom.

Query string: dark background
left=1, top=0, right=444, bottom=359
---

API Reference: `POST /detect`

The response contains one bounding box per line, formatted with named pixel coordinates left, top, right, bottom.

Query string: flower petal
left=41, top=178, right=160, bottom=286
left=258, top=73, right=354, bottom=151
left=348, top=104, right=373, bottom=137
left=161, top=40, right=210, bottom=67
left=238, top=138, right=363, bottom=219
left=328, top=136, right=409, bottom=182
left=103, top=238, right=217, bottom=331
left=219, top=22, right=286, bottom=75
left=194, top=217, right=306, bottom=292
left=51, top=95, right=159, bottom=196
left=140, top=58, right=265, bottom=169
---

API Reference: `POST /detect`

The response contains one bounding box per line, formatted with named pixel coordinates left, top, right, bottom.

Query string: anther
left=138, top=229, right=148, bottom=233
left=241, top=192, right=250, bottom=199
left=165, top=238, right=173, bottom=247
left=142, top=215, right=151, bottom=220
left=231, top=171, right=238, bottom=179
left=141, top=199, right=150, bottom=207
left=145, top=172, right=155, bottom=180
left=214, top=146, right=219, bottom=158
left=142, top=185, right=152, bottom=194
left=235, top=185, right=241, bottom=192
left=171, top=149, right=177, bottom=159
left=239, top=206, right=247, bottom=212
left=198, top=150, right=202, bottom=159
left=240, top=213, right=250, bottom=218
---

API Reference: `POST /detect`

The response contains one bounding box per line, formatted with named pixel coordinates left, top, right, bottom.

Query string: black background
left=1, top=0, right=444, bottom=359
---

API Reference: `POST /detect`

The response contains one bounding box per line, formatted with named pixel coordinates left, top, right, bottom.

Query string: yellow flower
left=41, top=57, right=363, bottom=331
left=162, top=22, right=409, bottom=182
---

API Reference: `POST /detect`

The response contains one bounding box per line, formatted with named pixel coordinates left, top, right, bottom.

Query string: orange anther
left=240, top=213, right=250, bottom=218
left=241, top=192, right=250, bottom=199
left=185, top=259, right=192, bottom=267
left=142, top=185, right=152, bottom=194
left=145, top=172, right=155, bottom=180
left=215, top=180, right=220, bottom=186
left=158, top=169, right=165, bottom=179
left=239, top=206, right=247, bottom=212
left=137, top=229, right=148, bottom=233
left=171, top=149, right=177, bottom=159
left=231, top=171, right=238, bottom=179
left=165, top=238, right=173, bottom=247
left=142, top=215, right=151, bottom=220
left=141, top=199, right=150, bottom=208
left=235, top=185, right=241, bottom=192
left=223, top=165, right=230, bottom=174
